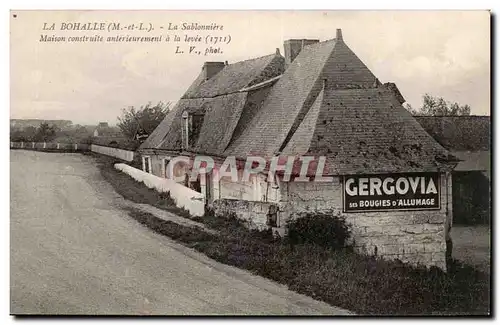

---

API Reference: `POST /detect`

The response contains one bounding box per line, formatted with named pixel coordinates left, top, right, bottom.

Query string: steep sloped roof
left=142, top=30, right=457, bottom=174
left=282, top=87, right=454, bottom=174
left=229, top=85, right=274, bottom=145
left=139, top=52, right=284, bottom=152
left=183, top=54, right=284, bottom=98
left=281, top=88, right=324, bottom=155
left=138, top=101, right=183, bottom=150
left=415, top=116, right=491, bottom=151
left=225, top=33, right=456, bottom=174
left=193, top=93, right=248, bottom=154
left=225, top=36, right=378, bottom=157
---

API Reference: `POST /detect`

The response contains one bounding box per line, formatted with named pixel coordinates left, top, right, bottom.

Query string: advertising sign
left=343, top=173, right=440, bottom=212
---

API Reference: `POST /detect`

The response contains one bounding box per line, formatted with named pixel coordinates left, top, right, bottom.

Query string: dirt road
left=10, top=150, right=351, bottom=315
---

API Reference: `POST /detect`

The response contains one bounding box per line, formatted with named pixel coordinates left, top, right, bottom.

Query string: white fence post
left=32, top=142, right=35, bottom=148
left=20, top=142, right=24, bottom=148
left=57, top=143, right=60, bottom=149
left=43, top=142, right=46, bottom=149
left=10, top=142, right=13, bottom=148
left=74, top=144, right=78, bottom=150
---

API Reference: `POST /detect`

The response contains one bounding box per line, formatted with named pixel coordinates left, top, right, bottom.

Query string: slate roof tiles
left=141, top=29, right=460, bottom=174
left=139, top=51, right=285, bottom=154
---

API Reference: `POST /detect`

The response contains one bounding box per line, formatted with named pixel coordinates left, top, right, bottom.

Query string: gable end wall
left=280, top=174, right=451, bottom=270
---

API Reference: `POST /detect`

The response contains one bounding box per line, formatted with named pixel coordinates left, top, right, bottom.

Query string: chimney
left=202, top=62, right=225, bottom=80
left=336, top=29, right=343, bottom=42
left=283, top=39, right=319, bottom=66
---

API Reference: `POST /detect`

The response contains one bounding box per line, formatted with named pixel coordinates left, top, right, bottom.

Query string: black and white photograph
left=9, top=9, right=491, bottom=316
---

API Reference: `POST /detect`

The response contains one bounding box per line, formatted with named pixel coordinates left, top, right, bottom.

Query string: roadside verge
left=93, top=154, right=490, bottom=316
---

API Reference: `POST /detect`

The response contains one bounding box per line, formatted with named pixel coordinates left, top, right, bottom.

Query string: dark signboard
left=342, top=173, right=440, bottom=213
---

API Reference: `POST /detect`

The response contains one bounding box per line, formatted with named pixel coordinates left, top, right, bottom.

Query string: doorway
left=205, top=172, right=213, bottom=204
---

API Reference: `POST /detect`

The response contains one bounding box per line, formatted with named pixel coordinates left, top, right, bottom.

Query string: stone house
left=91, top=122, right=131, bottom=148
left=138, top=29, right=459, bottom=270
left=93, top=122, right=122, bottom=138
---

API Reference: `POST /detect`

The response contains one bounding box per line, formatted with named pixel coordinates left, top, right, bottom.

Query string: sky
left=10, top=10, right=490, bottom=125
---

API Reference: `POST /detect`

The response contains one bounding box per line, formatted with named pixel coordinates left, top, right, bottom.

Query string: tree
left=10, top=123, right=57, bottom=142
left=405, top=94, right=471, bottom=116
left=34, top=122, right=58, bottom=142
left=117, top=101, right=171, bottom=140
left=10, top=126, right=36, bottom=142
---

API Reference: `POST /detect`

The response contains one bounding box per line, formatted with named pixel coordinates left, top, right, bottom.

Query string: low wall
left=91, top=144, right=134, bottom=162
left=211, top=199, right=278, bottom=231
left=115, top=163, right=204, bottom=217
left=10, top=141, right=89, bottom=151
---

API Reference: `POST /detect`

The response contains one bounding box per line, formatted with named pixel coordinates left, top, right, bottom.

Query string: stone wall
left=211, top=199, right=279, bottom=231
left=144, top=154, right=190, bottom=183
left=135, top=151, right=452, bottom=270
left=281, top=174, right=451, bottom=270
left=217, top=170, right=255, bottom=201
left=212, top=170, right=280, bottom=203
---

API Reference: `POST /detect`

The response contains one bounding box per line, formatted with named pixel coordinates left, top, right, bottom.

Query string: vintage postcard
left=10, top=10, right=491, bottom=316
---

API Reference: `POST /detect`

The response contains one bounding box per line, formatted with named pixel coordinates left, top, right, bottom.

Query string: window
left=190, top=114, right=204, bottom=147
left=162, top=157, right=171, bottom=178
left=190, top=176, right=202, bottom=193
left=182, top=111, right=189, bottom=150
left=267, top=214, right=278, bottom=227
left=142, top=156, right=152, bottom=174
left=181, top=110, right=205, bottom=151
left=266, top=205, right=279, bottom=227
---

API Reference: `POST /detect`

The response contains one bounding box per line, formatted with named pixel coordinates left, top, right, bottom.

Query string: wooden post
left=20, top=142, right=24, bottom=148
left=74, top=144, right=78, bottom=150
left=43, top=142, right=46, bottom=149
left=32, top=142, right=35, bottom=148
left=57, top=143, right=60, bottom=149
left=10, top=142, right=13, bottom=148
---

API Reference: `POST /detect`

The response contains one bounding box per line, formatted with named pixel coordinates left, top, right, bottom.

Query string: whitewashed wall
left=282, top=175, right=451, bottom=270
left=91, top=144, right=134, bottom=162
left=115, top=163, right=205, bottom=217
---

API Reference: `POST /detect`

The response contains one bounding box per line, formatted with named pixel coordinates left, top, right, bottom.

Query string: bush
left=99, top=157, right=489, bottom=315
left=126, top=206, right=490, bottom=315
left=286, top=212, right=350, bottom=249
left=198, top=208, right=277, bottom=243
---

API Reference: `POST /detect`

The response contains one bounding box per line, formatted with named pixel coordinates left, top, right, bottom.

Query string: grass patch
left=92, top=153, right=192, bottom=218
left=94, top=153, right=490, bottom=315
left=128, top=208, right=490, bottom=316
left=126, top=207, right=217, bottom=244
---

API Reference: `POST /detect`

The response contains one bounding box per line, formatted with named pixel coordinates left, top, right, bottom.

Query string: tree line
left=10, top=122, right=59, bottom=142
left=404, top=94, right=471, bottom=116
left=10, top=94, right=470, bottom=146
